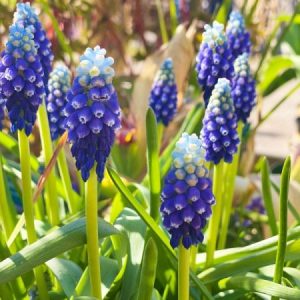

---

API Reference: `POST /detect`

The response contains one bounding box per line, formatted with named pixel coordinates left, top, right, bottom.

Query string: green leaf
left=258, top=56, right=294, bottom=94
left=215, top=0, right=232, bottom=24
left=137, top=238, right=158, bottom=300
left=75, top=257, right=119, bottom=298
left=0, top=132, right=39, bottom=171
left=261, top=157, right=278, bottom=235
left=284, top=267, right=300, bottom=288
left=115, top=209, right=146, bottom=300
left=107, top=168, right=213, bottom=299
left=46, top=258, right=82, bottom=298
left=146, top=108, right=161, bottom=222
left=199, top=239, right=300, bottom=284
left=273, top=157, right=291, bottom=290
left=219, top=276, right=300, bottom=299
left=0, top=218, right=119, bottom=283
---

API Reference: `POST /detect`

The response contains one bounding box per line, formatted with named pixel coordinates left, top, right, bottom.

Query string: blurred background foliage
left=0, top=0, right=300, bottom=182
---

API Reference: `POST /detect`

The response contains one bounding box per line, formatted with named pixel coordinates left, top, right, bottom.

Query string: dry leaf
left=130, top=23, right=196, bottom=171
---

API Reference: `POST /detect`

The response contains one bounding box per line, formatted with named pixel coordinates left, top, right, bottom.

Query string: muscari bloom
left=200, top=78, right=239, bottom=164
left=231, top=53, right=256, bottom=123
left=195, top=21, right=234, bottom=106
left=46, top=64, right=71, bottom=140
left=64, top=46, right=121, bottom=181
left=149, top=58, right=178, bottom=126
left=226, top=11, right=251, bottom=60
left=13, top=2, right=54, bottom=84
left=161, top=133, right=215, bottom=249
left=0, top=23, right=45, bottom=135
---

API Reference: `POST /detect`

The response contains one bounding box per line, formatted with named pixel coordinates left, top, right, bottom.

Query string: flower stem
left=218, top=122, right=243, bottom=249
left=155, top=0, right=169, bottom=43
left=18, top=130, right=49, bottom=300
left=272, top=157, right=291, bottom=300
left=57, top=147, right=78, bottom=214
left=178, top=243, right=190, bottom=300
left=205, top=160, right=224, bottom=268
left=85, top=167, right=102, bottom=299
left=37, top=101, right=59, bottom=225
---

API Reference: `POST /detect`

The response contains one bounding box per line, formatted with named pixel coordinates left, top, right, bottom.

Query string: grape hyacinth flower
left=13, top=2, right=54, bottom=83
left=0, top=23, right=45, bottom=135
left=149, top=58, right=178, bottom=126
left=200, top=78, right=239, bottom=164
left=64, top=46, right=121, bottom=181
left=246, top=196, right=265, bottom=215
left=195, top=21, right=234, bottom=106
left=231, top=53, right=256, bottom=123
left=226, top=11, right=251, bottom=60
left=161, top=133, right=215, bottom=249
left=46, top=64, right=71, bottom=140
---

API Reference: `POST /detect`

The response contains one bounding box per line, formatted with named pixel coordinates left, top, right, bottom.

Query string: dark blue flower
left=13, top=2, right=54, bottom=84
left=64, top=46, right=121, bottom=181
left=46, top=64, right=71, bottom=140
left=195, top=21, right=234, bottom=106
left=200, top=78, right=239, bottom=164
left=161, top=133, right=215, bottom=249
left=246, top=196, right=265, bottom=215
left=226, top=11, right=251, bottom=60
left=0, top=24, right=45, bottom=135
left=149, top=58, right=178, bottom=126
left=231, top=53, right=256, bottom=123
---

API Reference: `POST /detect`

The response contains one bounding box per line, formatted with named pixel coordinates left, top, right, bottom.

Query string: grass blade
left=219, top=276, right=300, bottom=299
left=272, top=157, right=291, bottom=300
left=261, top=157, right=278, bottom=235
left=146, top=108, right=161, bottom=222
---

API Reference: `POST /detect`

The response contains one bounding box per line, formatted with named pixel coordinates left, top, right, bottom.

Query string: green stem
left=272, top=157, right=291, bottom=300
left=85, top=167, right=102, bottom=299
left=190, top=245, right=197, bottom=272
left=218, top=122, right=243, bottom=249
left=155, top=0, right=169, bottom=43
left=37, top=102, right=59, bottom=225
left=169, top=0, right=178, bottom=34
left=271, top=5, right=299, bottom=55
left=18, top=130, right=49, bottom=300
left=57, top=147, right=78, bottom=214
left=178, top=243, right=190, bottom=300
left=205, top=161, right=224, bottom=268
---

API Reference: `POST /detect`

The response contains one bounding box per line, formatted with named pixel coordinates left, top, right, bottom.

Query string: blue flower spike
left=200, top=78, right=239, bottom=164
left=13, top=2, right=54, bottom=83
left=231, top=53, right=256, bottom=123
left=64, top=46, right=121, bottom=182
left=161, top=133, right=215, bottom=249
left=195, top=21, right=234, bottom=106
left=0, top=23, right=45, bottom=135
left=226, top=11, right=251, bottom=60
left=46, top=64, right=71, bottom=140
left=149, top=58, right=178, bottom=126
